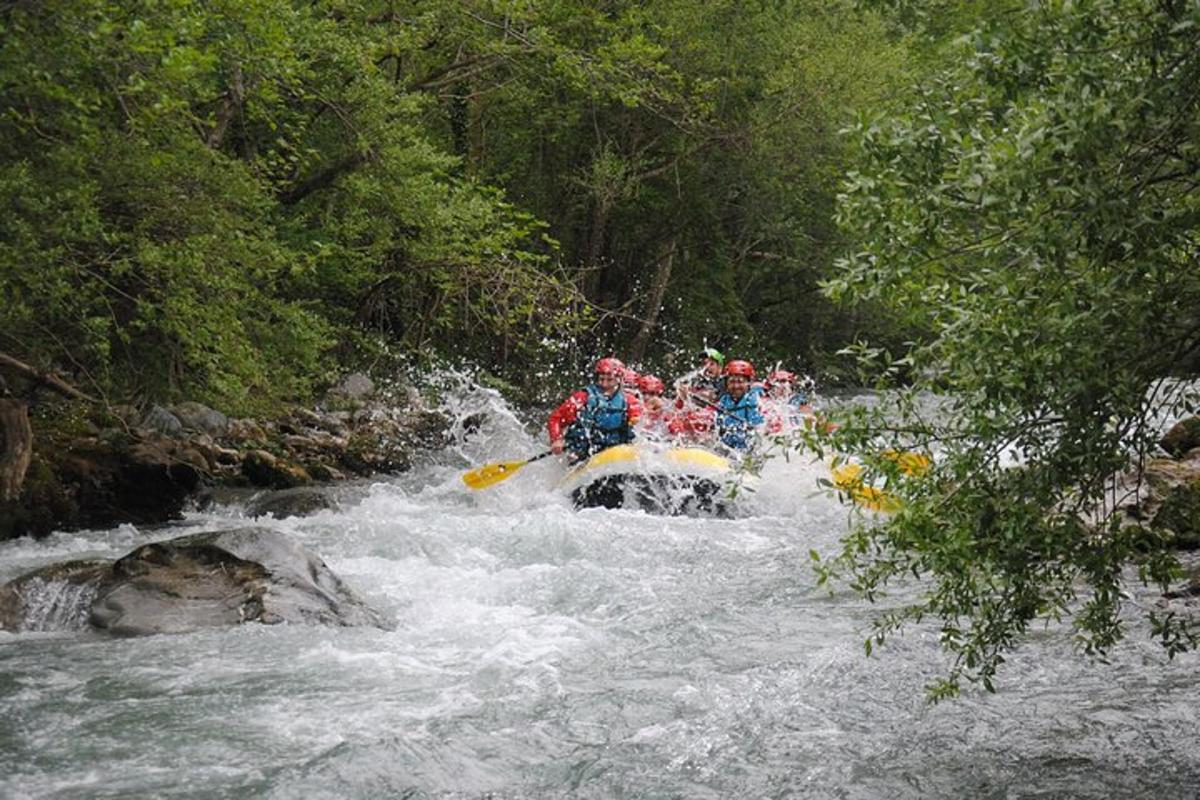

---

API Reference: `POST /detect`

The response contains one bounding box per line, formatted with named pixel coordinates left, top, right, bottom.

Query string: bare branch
left=0, top=351, right=98, bottom=403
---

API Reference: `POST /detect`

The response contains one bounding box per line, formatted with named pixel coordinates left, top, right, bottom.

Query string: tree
left=0, top=0, right=586, bottom=411
left=385, top=0, right=911, bottom=373
left=824, top=0, right=1200, bottom=697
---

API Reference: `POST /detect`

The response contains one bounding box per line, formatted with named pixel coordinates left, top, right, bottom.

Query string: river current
left=2, top=385, right=1198, bottom=799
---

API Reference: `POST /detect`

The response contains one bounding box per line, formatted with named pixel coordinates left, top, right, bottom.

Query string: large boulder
left=140, top=405, right=184, bottom=437
left=0, top=528, right=389, bottom=635
left=170, top=401, right=230, bottom=437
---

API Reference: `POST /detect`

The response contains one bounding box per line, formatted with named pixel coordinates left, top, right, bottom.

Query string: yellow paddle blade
left=830, top=463, right=902, bottom=513
left=462, top=459, right=530, bottom=490
left=882, top=449, right=932, bottom=476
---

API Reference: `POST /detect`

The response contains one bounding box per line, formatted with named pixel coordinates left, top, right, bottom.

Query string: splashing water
left=9, top=579, right=98, bottom=633
left=1, top=378, right=1198, bottom=799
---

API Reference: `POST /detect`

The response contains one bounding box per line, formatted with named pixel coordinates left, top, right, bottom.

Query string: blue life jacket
left=565, top=385, right=634, bottom=456
left=716, top=386, right=765, bottom=450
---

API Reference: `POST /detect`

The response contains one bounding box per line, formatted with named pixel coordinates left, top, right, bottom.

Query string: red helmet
left=594, top=357, right=625, bottom=378
left=638, top=374, right=665, bottom=395
left=724, top=359, right=755, bottom=379
left=767, top=370, right=796, bottom=386
left=623, top=367, right=640, bottom=386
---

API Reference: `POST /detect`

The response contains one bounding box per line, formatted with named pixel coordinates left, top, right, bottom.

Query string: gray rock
left=171, top=401, right=230, bottom=436
left=141, top=405, right=183, bottom=437
left=333, top=373, right=375, bottom=400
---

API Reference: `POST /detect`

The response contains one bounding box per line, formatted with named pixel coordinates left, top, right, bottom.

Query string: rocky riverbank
left=0, top=373, right=454, bottom=540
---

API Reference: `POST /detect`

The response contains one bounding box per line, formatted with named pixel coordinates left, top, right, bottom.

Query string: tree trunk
left=583, top=199, right=611, bottom=300
left=205, top=62, right=244, bottom=150
left=627, top=236, right=677, bottom=364
left=0, top=399, right=32, bottom=501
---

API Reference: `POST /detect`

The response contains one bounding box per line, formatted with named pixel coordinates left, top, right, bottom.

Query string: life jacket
left=716, top=387, right=764, bottom=450
left=565, top=384, right=633, bottom=456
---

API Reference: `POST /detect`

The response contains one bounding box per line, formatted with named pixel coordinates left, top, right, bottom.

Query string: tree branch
left=278, top=151, right=369, bottom=206
left=0, top=351, right=97, bottom=403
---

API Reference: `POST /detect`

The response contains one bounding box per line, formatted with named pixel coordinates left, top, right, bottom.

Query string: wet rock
left=290, top=407, right=346, bottom=435
left=401, top=408, right=453, bottom=450
left=192, top=485, right=259, bottom=511
left=341, top=432, right=412, bottom=474
left=461, top=412, right=486, bottom=439
left=246, top=487, right=337, bottom=519
left=281, top=431, right=349, bottom=456
left=242, top=449, right=311, bottom=489
left=192, top=436, right=242, bottom=468
left=0, top=528, right=390, bottom=634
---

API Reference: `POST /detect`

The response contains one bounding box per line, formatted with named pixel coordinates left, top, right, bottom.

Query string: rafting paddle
left=461, top=451, right=554, bottom=490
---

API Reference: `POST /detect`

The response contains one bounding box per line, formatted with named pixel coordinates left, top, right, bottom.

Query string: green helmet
left=698, top=347, right=725, bottom=365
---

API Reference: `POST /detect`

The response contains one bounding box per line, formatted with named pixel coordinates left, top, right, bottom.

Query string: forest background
left=0, top=0, right=962, bottom=411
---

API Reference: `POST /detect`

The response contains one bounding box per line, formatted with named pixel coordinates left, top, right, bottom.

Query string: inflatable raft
left=558, top=443, right=739, bottom=514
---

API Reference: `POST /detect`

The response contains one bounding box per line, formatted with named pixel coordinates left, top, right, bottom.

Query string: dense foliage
left=0, top=0, right=906, bottom=411
left=825, top=0, right=1200, bottom=696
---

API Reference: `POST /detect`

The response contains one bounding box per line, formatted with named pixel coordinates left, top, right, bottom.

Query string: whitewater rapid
left=1, top=384, right=1198, bottom=798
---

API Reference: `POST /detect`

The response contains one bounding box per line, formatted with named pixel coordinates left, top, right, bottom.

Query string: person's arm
left=547, top=392, right=586, bottom=454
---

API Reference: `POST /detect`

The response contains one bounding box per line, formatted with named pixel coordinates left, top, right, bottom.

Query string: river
left=1, top=385, right=1198, bottom=798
